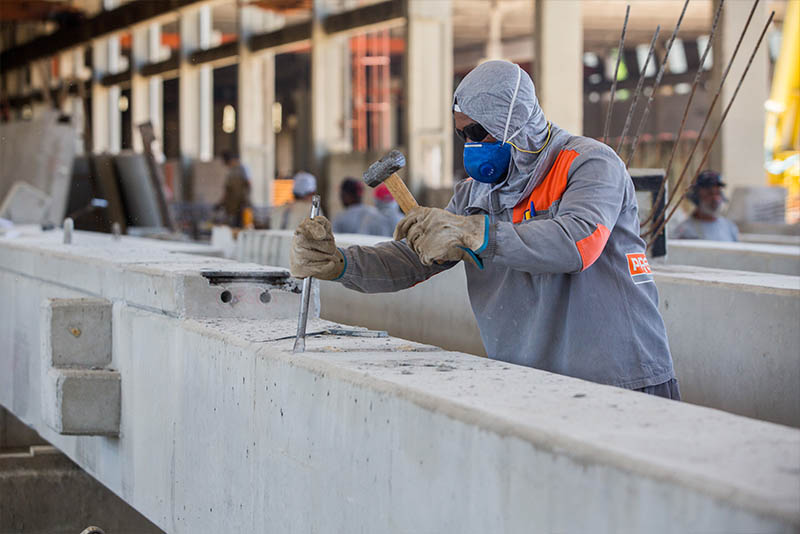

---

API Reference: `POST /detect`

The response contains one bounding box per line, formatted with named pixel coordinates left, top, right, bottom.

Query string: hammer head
left=363, top=150, right=406, bottom=188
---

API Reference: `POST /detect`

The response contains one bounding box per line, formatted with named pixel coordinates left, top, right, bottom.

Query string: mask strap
left=501, top=66, right=522, bottom=143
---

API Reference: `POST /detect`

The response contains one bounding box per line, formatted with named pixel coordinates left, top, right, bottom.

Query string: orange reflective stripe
left=576, top=224, right=611, bottom=271
left=512, top=149, right=580, bottom=223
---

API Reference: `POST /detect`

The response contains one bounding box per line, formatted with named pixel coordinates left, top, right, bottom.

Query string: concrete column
left=311, top=0, right=352, bottom=179
left=132, top=24, right=164, bottom=153
left=131, top=23, right=164, bottom=152
left=61, top=48, right=87, bottom=153
left=238, top=7, right=280, bottom=206
left=709, top=0, right=769, bottom=191
left=179, top=5, right=213, bottom=164
left=405, top=0, right=454, bottom=192
left=91, top=40, right=110, bottom=152
left=485, top=1, right=503, bottom=60
left=107, top=36, right=121, bottom=153
left=533, top=0, right=582, bottom=134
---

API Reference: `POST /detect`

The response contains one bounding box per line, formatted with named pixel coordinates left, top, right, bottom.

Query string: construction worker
left=674, top=170, right=739, bottom=241
left=271, top=171, right=319, bottom=231
left=332, top=178, right=388, bottom=236
left=216, top=150, right=251, bottom=227
left=290, top=60, right=679, bottom=399
left=373, top=183, right=404, bottom=236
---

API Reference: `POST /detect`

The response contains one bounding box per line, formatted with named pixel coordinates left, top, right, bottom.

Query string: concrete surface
left=42, top=298, right=112, bottom=368
left=0, top=406, right=47, bottom=450
left=236, top=230, right=486, bottom=356
left=667, top=239, right=800, bottom=276
left=0, top=444, right=163, bottom=534
left=234, top=229, right=800, bottom=428
left=1, top=231, right=799, bottom=533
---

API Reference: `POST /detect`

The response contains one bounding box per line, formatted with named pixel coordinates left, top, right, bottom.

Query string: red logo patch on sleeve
left=626, top=253, right=653, bottom=284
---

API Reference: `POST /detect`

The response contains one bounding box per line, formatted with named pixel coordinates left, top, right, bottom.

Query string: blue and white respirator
left=458, top=66, right=526, bottom=184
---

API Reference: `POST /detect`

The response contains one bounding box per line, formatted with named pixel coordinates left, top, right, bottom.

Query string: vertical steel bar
left=293, top=194, right=322, bottom=353
left=642, top=0, right=724, bottom=227
left=615, top=25, right=661, bottom=154
left=645, top=0, right=761, bottom=237
left=625, top=0, right=690, bottom=167
left=602, top=4, right=630, bottom=145
left=648, top=9, right=775, bottom=247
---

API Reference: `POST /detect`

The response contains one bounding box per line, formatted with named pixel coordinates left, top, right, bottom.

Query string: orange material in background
left=273, top=179, right=295, bottom=206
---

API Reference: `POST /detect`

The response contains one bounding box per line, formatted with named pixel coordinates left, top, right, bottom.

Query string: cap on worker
left=373, top=183, right=394, bottom=203
left=695, top=170, right=725, bottom=189
left=292, top=172, right=317, bottom=197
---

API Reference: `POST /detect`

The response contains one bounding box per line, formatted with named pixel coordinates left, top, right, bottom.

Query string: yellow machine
left=764, top=0, right=800, bottom=222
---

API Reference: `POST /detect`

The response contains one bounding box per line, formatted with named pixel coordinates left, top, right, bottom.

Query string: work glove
left=394, top=207, right=487, bottom=266
left=290, top=215, right=346, bottom=280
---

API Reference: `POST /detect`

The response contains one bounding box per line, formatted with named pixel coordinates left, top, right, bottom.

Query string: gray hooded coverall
left=335, top=61, right=676, bottom=392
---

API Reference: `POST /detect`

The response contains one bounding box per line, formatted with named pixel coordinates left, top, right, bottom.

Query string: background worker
left=373, top=183, right=404, bottom=236
left=332, top=178, right=388, bottom=236
left=674, top=170, right=739, bottom=241
left=271, top=171, right=319, bottom=230
left=290, top=60, right=678, bottom=399
left=215, top=150, right=251, bottom=227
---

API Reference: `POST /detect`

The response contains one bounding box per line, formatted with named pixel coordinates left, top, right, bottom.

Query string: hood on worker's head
left=453, top=60, right=549, bottom=167
left=453, top=60, right=569, bottom=214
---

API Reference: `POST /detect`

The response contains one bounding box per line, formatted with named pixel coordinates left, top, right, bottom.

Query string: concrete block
left=42, top=368, right=120, bottom=436
left=0, top=181, right=52, bottom=224
left=41, top=298, right=112, bottom=368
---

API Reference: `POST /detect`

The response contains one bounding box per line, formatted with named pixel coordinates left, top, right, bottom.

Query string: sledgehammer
left=362, top=150, right=419, bottom=214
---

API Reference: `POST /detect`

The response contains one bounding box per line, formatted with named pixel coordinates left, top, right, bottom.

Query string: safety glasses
left=455, top=122, right=489, bottom=142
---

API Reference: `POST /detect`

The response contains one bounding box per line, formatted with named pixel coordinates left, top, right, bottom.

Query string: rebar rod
left=642, top=0, right=725, bottom=227
left=616, top=25, right=661, bottom=154
left=647, top=9, right=775, bottom=248
left=625, top=0, right=690, bottom=167
left=644, top=0, right=761, bottom=238
left=602, top=4, right=630, bottom=145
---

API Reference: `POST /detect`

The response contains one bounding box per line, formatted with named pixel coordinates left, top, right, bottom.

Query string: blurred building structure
left=0, top=0, right=788, bottom=217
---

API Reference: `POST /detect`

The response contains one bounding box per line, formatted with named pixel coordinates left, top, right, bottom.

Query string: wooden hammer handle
left=383, top=173, right=419, bottom=214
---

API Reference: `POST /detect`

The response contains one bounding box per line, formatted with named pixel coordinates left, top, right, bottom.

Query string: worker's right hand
left=290, top=215, right=345, bottom=280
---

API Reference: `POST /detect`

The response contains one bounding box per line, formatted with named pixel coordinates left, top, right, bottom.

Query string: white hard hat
left=292, top=172, right=317, bottom=197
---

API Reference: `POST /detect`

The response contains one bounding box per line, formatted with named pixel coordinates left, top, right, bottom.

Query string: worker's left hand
left=394, top=207, right=486, bottom=266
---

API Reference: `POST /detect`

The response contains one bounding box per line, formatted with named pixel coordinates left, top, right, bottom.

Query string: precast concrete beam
left=654, top=264, right=800, bottom=428
left=0, top=232, right=798, bottom=533
left=666, top=239, right=800, bottom=276
left=0, top=231, right=302, bottom=320
left=233, top=229, right=800, bottom=428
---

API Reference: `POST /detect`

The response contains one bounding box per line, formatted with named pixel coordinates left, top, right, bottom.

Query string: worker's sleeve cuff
left=332, top=247, right=348, bottom=281
left=480, top=219, right=498, bottom=260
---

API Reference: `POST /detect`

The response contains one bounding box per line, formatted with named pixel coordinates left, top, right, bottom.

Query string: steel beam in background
left=140, top=55, right=180, bottom=78
left=323, top=0, right=403, bottom=35
left=0, top=0, right=205, bottom=71
left=249, top=21, right=313, bottom=52
left=189, top=41, right=240, bottom=66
